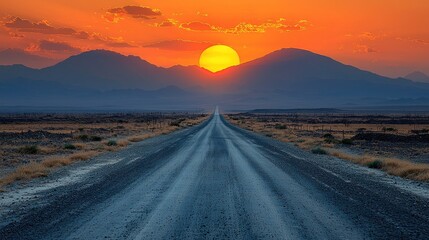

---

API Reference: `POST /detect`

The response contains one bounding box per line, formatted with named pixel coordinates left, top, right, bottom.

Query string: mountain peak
left=404, top=71, right=429, bottom=83
left=246, top=48, right=333, bottom=67
left=65, top=49, right=144, bottom=62
left=47, top=49, right=153, bottom=70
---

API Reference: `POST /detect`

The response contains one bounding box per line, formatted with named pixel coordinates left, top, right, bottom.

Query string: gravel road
left=1, top=109, right=429, bottom=239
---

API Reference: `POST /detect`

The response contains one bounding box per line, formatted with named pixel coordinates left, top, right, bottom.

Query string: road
left=1, top=109, right=429, bottom=239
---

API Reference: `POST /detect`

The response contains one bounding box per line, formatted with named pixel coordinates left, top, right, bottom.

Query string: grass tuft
left=64, top=143, right=77, bottom=150
left=367, top=160, right=383, bottom=169
left=311, top=147, right=327, bottom=155
left=341, top=138, right=354, bottom=145
left=18, top=145, right=40, bottom=154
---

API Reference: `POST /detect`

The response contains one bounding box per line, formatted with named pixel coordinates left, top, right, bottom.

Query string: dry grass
left=0, top=150, right=99, bottom=187
left=328, top=149, right=429, bottom=181
left=0, top=114, right=209, bottom=188
left=226, top=114, right=429, bottom=182
left=127, top=134, right=150, bottom=142
left=117, top=140, right=129, bottom=147
left=73, top=142, right=86, bottom=150
left=383, top=159, right=429, bottom=181
left=0, top=162, right=48, bottom=186
left=328, top=149, right=378, bottom=165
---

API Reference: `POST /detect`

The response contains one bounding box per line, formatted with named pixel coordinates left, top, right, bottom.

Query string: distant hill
left=0, top=49, right=60, bottom=69
left=248, top=108, right=344, bottom=114
left=1, top=48, right=429, bottom=109
left=404, top=71, right=429, bottom=83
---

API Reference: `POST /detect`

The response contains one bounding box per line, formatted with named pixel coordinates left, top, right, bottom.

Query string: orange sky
left=1, top=0, right=428, bottom=77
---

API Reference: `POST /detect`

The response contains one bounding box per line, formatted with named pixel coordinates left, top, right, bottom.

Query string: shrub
left=323, top=134, right=339, bottom=144
left=382, top=127, right=397, bottom=132
left=311, top=147, right=327, bottom=155
left=170, top=119, right=185, bottom=127
left=323, top=133, right=334, bottom=139
left=18, top=145, right=40, bottom=154
left=341, top=139, right=353, bottom=145
left=325, top=138, right=340, bottom=144
left=368, top=160, right=383, bottom=169
left=78, top=134, right=89, bottom=141
left=274, top=124, right=287, bottom=130
left=64, top=143, right=77, bottom=150
left=107, top=140, right=117, bottom=146
left=90, top=136, right=102, bottom=141
left=357, top=128, right=367, bottom=133
left=411, top=129, right=429, bottom=135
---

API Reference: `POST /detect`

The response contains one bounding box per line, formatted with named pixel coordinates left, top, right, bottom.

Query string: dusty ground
left=1, top=112, right=428, bottom=239
left=225, top=112, right=429, bottom=181
left=0, top=112, right=208, bottom=186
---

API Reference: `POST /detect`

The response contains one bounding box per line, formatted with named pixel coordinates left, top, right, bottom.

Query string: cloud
left=143, top=39, right=213, bottom=51
left=177, top=19, right=309, bottom=33
left=353, top=44, right=377, bottom=54
left=105, top=5, right=161, bottom=22
left=179, top=21, right=213, bottom=31
left=155, top=19, right=177, bottom=27
left=2, top=16, right=95, bottom=40
left=225, top=19, right=309, bottom=34
left=106, top=41, right=135, bottom=48
left=3, top=17, right=135, bottom=48
left=91, top=34, right=136, bottom=48
left=8, top=32, right=24, bottom=38
left=75, top=31, right=90, bottom=39
left=359, top=32, right=378, bottom=40
left=396, top=37, right=429, bottom=45
left=38, top=40, right=80, bottom=52
left=4, top=17, right=76, bottom=35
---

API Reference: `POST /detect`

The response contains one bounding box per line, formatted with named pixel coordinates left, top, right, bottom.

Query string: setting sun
left=199, top=45, right=240, bottom=72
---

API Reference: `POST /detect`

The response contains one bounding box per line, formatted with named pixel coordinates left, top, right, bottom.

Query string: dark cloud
left=38, top=40, right=80, bottom=52
left=143, top=39, right=213, bottom=51
left=106, top=6, right=161, bottom=22
left=75, top=31, right=90, bottom=39
left=179, top=22, right=213, bottom=31
left=4, top=17, right=76, bottom=35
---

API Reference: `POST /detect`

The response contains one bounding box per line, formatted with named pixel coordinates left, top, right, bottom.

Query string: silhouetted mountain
left=41, top=50, right=213, bottom=90
left=404, top=71, right=429, bottom=83
left=214, top=48, right=429, bottom=107
left=1, top=50, right=208, bottom=90
left=1, top=48, right=429, bottom=109
left=0, top=49, right=60, bottom=69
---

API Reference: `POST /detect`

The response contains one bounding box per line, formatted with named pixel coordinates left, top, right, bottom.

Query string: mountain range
left=1, top=48, right=429, bottom=110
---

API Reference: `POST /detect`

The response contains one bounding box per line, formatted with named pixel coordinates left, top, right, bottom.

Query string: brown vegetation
left=0, top=113, right=209, bottom=188
left=226, top=113, right=429, bottom=182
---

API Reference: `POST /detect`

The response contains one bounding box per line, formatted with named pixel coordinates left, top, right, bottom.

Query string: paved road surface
left=1, top=109, right=429, bottom=239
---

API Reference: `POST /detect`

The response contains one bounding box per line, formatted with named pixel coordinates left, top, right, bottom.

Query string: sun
left=199, top=45, right=240, bottom=72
